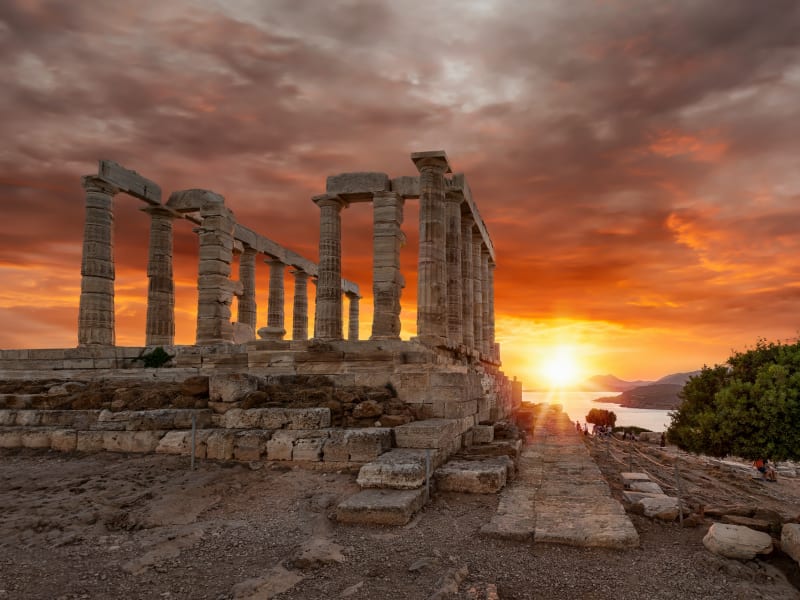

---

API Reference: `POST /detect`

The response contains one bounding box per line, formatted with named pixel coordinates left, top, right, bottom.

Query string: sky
left=2, top=0, right=800, bottom=388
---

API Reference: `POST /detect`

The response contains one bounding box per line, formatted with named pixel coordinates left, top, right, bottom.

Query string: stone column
left=78, top=176, right=118, bottom=346
left=313, top=194, right=346, bottom=340
left=411, top=151, right=451, bottom=344
left=236, top=246, right=258, bottom=335
left=472, top=232, right=484, bottom=354
left=258, top=258, right=286, bottom=340
left=460, top=219, right=475, bottom=349
left=291, top=270, right=309, bottom=340
left=371, top=191, right=404, bottom=340
left=196, top=200, right=238, bottom=345
left=481, top=248, right=491, bottom=356
left=444, top=190, right=463, bottom=346
left=347, top=292, right=360, bottom=341
left=143, top=205, right=176, bottom=346
left=488, top=260, right=496, bottom=360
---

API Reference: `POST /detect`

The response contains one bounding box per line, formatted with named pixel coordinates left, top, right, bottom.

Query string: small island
left=594, top=383, right=683, bottom=410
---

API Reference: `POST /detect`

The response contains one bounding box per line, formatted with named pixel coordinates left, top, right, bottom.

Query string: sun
left=539, top=346, right=582, bottom=389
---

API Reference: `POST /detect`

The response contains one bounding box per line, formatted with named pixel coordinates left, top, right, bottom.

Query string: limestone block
left=472, top=424, right=494, bottom=444
left=51, top=429, right=77, bottom=452
left=390, top=176, right=420, bottom=199
left=14, top=410, right=42, bottom=427
left=221, top=408, right=260, bottom=429
left=20, top=429, right=52, bottom=448
left=434, top=459, right=508, bottom=494
left=76, top=431, right=106, bottom=452
left=260, top=409, right=290, bottom=430
left=638, top=496, right=684, bottom=521
left=702, top=523, right=773, bottom=560
left=336, top=488, right=427, bottom=525
left=629, top=481, right=663, bottom=494
left=346, top=428, right=392, bottom=462
left=172, top=410, right=213, bottom=429
left=286, top=408, right=331, bottom=430
left=127, top=410, right=177, bottom=431
left=326, top=172, right=390, bottom=200
left=356, top=449, right=427, bottom=489
left=156, top=431, right=191, bottom=454
left=0, top=411, right=15, bottom=426
left=266, top=431, right=296, bottom=461
left=442, top=399, right=477, bottom=419
left=0, top=428, right=22, bottom=447
left=781, top=524, right=800, bottom=565
left=205, top=431, right=235, bottom=460
left=209, top=373, right=260, bottom=403
left=621, top=472, right=651, bottom=485
left=293, top=437, right=324, bottom=462
left=394, top=419, right=461, bottom=449
left=103, top=431, right=164, bottom=454
left=233, top=430, right=271, bottom=461
left=322, top=431, right=349, bottom=462
left=461, top=429, right=474, bottom=448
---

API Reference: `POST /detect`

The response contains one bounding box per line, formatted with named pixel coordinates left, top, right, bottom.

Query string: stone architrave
left=444, top=190, right=463, bottom=346
left=481, top=248, right=491, bottom=356
left=460, top=219, right=475, bottom=349
left=258, top=258, right=286, bottom=340
left=411, top=150, right=451, bottom=345
left=347, top=292, right=360, bottom=341
left=196, top=197, right=237, bottom=345
left=488, top=260, right=496, bottom=360
left=78, top=176, right=118, bottom=346
left=371, top=191, right=404, bottom=340
left=291, top=270, right=309, bottom=340
left=236, top=246, right=257, bottom=336
left=313, top=194, right=347, bottom=340
left=143, top=205, right=177, bottom=346
left=472, top=232, right=484, bottom=353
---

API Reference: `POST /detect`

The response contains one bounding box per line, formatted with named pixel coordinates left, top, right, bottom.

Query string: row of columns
left=311, top=152, right=496, bottom=358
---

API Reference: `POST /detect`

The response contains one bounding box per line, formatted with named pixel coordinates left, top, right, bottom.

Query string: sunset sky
left=2, top=1, right=799, bottom=388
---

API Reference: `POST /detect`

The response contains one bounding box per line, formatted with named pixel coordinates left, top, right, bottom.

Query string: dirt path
left=1, top=446, right=799, bottom=599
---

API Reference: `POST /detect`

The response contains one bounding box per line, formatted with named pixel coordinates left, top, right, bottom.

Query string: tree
left=667, top=339, right=800, bottom=461
left=586, top=408, right=617, bottom=428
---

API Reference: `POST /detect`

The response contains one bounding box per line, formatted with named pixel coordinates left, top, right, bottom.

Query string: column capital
left=313, top=193, right=347, bottom=209
left=411, top=150, right=452, bottom=174
left=82, top=175, right=118, bottom=195
left=264, top=256, right=284, bottom=266
left=372, top=190, right=403, bottom=201
left=345, top=291, right=361, bottom=300
left=290, top=269, right=309, bottom=280
left=444, top=188, right=464, bottom=203
left=140, top=204, right=180, bottom=219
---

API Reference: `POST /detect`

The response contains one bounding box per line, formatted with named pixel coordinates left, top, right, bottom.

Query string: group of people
left=575, top=420, right=616, bottom=438
left=753, top=458, right=778, bottom=482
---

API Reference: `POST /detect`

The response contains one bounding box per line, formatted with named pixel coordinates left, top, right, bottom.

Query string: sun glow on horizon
left=539, top=345, right=583, bottom=389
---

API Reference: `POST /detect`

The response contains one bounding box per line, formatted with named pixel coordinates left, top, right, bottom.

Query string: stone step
left=356, top=449, right=438, bottom=490
left=620, top=472, right=651, bottom=485
left=335, top=487, right=427, bottom=526
left=393, top=419, right=462, bottom=449
left=434, top=457, right=513, bottom=494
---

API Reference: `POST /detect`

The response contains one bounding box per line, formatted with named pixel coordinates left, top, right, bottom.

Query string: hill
left=579, top=374, right=652, bottom=392
left=655, top=370, right=700, bottom=386
left=594, top=382, right=683, bottom=410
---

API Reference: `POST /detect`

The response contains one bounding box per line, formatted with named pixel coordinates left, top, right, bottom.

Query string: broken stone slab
left=356, top=449, right=428, bottom=490
left=702, top=523, right=773, bottom=560
left=628, top=481, right=663, bottom=494
left=637, top=496, right=687, bottom=521
left=434, top=458, right=508, bottom=494
left=721, top=515, right=773, bottom=533
left=781, top=523, right=800, bottom=565
left=336, top=488, right=427, bottom=526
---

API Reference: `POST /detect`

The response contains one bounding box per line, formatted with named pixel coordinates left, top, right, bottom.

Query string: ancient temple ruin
left=0, top=150, right=522, bottom=525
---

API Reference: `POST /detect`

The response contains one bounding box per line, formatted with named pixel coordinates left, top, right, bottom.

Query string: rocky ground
left=1, top=436, right=799, bottom=599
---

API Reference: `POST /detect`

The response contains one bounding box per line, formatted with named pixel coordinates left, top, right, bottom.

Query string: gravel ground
left=1, top=441, right=798, bottom=600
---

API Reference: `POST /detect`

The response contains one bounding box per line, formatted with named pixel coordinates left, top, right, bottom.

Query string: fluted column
left=481, top=248, right=491, bottom=356
left=444, top=189, right=463, bottom=345
left=236, top=246, right=258, bottom=335
left=371, top=191, right=404, bottom=340
left=143, top=205, right=176, bottom=346
left=258, top=258, right=286, bottom=340
left=460, top=219, right=475, bottom=349
left=411, top=150, right=451, bottom=344
left=196, top=200, right=237, bottom=345
left=347, top=292, right=360, bottom=341
left=78, top=176, right=118, bottom=346
left=472, top=232, right=484, bottom=354
left=313, top=194, right=346, bottom=340
left=291, top=270, right=309, bottom=340
left=488, top=260, right=496, bottom=360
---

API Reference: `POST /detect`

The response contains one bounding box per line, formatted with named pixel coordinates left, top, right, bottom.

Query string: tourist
left=753, top=458, right=766, bottom=478
left=576, top=420, right=581, bottom=433
left=659, top=432, right=666, bottom=448
left=764, top=459, right=777, bottom=482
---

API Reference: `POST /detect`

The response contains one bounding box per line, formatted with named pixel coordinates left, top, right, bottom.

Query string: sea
left=522, top=390, right=672, bottom=432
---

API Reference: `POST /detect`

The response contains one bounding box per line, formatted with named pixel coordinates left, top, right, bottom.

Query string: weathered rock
left=638, top=496, right=684, bottom=521
left=702, top=523, right=773, bottom=560
left=336, top=488, right=427, bottom=525
left=781, top=523, right=800, bottom=565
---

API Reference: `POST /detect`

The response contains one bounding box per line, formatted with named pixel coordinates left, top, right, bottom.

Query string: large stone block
left=322, top=430, right=349, bottom=462
left=102, top=431, right=164, bottom=453
left=394, top=419, right=461, bottom=449
left=293, top=437, right=324, bottom=462
left=209, top=373, right=261, bottom=403
left=266, top=430, right=297, bottom=461
left=50, top=429, right=77, bottom=452
left=326, top=172, right=390, bottom=200
left=286, top=408, right=331, bottom=430
left=76, top=431, right=106, bottom=452
left=472, top=424, right=494, bottom=444
left=346, top=428, right=392, bottom=462
left=782, top=524, right=800, bottom=565
left=703, top=523, right=773, bottom=560
left=434, top=458, right=508, bottom=494
left=205, top=430, right=235, bottom=460
left=336, top=488, right=427, bottom=525
left=356, top=449, right=427, bottom=490
left=234, top=430, right=272, bottom=461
